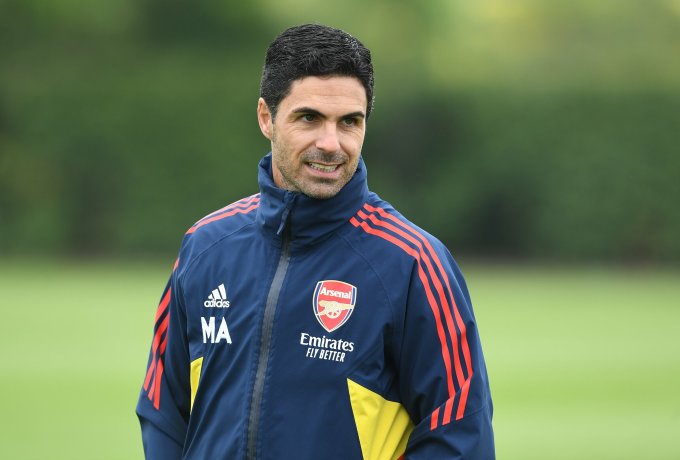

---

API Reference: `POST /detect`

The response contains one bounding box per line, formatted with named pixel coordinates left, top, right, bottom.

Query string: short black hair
left=260, top=24, right=374, bottom=120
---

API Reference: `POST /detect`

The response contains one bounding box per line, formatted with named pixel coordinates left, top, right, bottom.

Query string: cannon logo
left=313, top=280, right=357, bottom=333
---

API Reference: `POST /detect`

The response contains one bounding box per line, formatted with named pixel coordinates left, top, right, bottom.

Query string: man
left=137, top=24, right=494, bottom=459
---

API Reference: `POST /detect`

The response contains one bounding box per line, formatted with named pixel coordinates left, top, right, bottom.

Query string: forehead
left=279, top=76, right=367, bottom=115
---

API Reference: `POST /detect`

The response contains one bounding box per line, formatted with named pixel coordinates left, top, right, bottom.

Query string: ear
left=257, top=98, right=273, bottom=140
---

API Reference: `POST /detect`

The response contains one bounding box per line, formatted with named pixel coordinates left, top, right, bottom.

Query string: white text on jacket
left=201, top=317, right=232, bottom=344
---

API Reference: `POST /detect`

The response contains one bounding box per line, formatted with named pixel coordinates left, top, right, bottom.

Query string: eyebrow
left=291, top=107, right=366, bottom=119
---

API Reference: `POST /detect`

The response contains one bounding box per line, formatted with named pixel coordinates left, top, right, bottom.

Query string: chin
left=302, top=184, right=343, bottom=200
left=304, top=190, right=339, bottom=200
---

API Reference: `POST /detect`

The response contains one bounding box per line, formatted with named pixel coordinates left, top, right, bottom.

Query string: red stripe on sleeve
left=152, top=315, right=170, bottom=355
left=365, top=204, right=472, bottom=370
left=143, top=358, right=156, bottom=392
left=456, top=378, right=471, bottom=420
left=143, top=314, right=169, bottom=393
left=358, top=209, right=466, bottom=390
left=143, top=257, right=179, bottom=410
left=443, top=397, right=455, bottom=425
left=196, top=195, right=260, bottom=223
left=431, top=407, right=440, bottom=431
left=353, top=219, right=456, bottom=399
left=363, top=204, right=474, bottom=421
left=154, top=289, right=171, bottom=324
left=153, top=359, right=164, bottom=410
left=147, top=368, right=156, bottom=400
left=186, top=203, right=259, bottom=234
left=186, top=195, right=260, bottom=234
left=143, top=292, right=171, bottom=392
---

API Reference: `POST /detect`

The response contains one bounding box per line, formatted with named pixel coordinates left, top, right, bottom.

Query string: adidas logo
left=204, top=283, right=230, bottom=308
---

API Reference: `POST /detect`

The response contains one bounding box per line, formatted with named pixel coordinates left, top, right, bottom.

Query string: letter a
left=216, top=318, right=233, bottom=344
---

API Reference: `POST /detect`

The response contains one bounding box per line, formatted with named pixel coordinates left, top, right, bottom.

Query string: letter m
left=201, top=317, right=216, bottom=343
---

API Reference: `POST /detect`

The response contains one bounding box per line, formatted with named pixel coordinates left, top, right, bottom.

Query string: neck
left=256, top=153, right=369, bottom=247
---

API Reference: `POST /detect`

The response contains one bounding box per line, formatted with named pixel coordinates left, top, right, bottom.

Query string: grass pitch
left=0, top=260, right=678, bottom=459
left=466, top=264, right=680, bottom=459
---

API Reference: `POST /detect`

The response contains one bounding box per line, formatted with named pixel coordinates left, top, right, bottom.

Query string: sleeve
left=399, top=244, right=495, bottom=459
left=136, top=261, right=191, bottom=459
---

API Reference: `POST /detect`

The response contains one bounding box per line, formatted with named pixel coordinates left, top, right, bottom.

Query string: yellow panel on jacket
left=190, top=357, right=203, bottom=413
left=347, top=378, right=414, bottom=460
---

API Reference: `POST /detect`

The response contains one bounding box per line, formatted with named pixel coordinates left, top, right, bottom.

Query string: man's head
left=257, top=24, right=374, bottom=200
left=260, top=24, right=374, bottom=121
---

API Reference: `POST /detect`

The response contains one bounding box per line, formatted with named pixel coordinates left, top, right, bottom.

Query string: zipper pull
left=276, top=207, right=290, bottom=235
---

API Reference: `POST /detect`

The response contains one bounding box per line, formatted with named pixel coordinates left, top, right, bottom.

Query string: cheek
left=284, top=129, right=317, bottom=151
left=341, top=132, right=365, bottom=155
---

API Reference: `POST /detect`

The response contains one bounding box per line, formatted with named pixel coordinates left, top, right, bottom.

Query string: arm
left=399, top=245, right=494, bottom=459
left=136, top=265, right=191, bottom=459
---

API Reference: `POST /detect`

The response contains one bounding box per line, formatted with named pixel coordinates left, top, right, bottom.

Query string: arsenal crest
left=313, top=280, right=357, bottom=333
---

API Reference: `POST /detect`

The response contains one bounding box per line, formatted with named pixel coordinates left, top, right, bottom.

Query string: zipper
left=246, top=222, right=292, bottom=460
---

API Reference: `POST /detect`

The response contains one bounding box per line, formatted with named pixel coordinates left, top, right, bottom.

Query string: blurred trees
left=1, top=0, right=678, bottom=262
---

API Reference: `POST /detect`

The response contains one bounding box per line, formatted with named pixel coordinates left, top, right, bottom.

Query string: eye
left=341, top=117, right=358, bottom=127
left=301, top=114, right=317, bottom=122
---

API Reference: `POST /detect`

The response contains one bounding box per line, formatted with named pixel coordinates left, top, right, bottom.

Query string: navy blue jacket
left=136, top=154, right=494, bottom=459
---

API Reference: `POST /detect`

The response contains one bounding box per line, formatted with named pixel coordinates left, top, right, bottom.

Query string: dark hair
left=260, top=24, right=374, bottom=119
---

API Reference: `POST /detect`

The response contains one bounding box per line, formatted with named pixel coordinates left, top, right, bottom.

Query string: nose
left=315, top=122, right=341, bottom=153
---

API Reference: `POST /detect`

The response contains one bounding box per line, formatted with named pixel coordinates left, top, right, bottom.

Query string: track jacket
left=136, top=153, right=494, bottom=459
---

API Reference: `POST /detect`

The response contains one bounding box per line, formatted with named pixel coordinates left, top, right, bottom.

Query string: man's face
left=257, top=76, right=367, bottom=200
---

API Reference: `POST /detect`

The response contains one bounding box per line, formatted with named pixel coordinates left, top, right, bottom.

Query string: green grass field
left=1, top=261, right=678, bottom=459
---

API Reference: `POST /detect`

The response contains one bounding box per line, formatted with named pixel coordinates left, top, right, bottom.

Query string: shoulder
left=346, top=192, right=450, bottom=263
left=185, top=194, right=260, bottom=236
left=175, top=194, right=260, bottom=276
left=346, top=192, right=472, bottom=308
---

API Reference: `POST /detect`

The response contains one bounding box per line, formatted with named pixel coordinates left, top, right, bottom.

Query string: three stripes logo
left=204, top=283, right=230, bottom=308
left=143, top=279, right=173, bottom=410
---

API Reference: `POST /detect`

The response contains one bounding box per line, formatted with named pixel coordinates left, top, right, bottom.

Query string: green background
left=1, top=1, right=679, bottom=458
left=2, top=0, right=679, bottom=262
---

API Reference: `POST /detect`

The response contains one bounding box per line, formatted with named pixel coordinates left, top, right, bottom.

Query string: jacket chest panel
left=185, top=239, right=396, bottom=373
left=260, top=245, right=395, bottom=393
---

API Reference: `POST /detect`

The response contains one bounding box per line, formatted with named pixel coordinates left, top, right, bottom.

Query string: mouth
left=307, top=162, right=340, bottom=173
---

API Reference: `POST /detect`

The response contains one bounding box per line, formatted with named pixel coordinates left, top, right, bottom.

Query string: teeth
left=309, top=162, right=337, bottom=172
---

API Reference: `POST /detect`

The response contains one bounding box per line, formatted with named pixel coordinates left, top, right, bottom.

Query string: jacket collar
left=256, top=153, right=369, bottom=247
